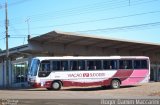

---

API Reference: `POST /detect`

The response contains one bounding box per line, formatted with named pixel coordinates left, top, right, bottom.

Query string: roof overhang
left=0, top=44, right=32, bottom=60
left=29, top=30, right=160, bottom=53
left=1, top=30, right=160, bottom=61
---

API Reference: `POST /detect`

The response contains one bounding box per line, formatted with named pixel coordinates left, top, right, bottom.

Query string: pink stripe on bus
left=121, top=70, right=148, bottom=85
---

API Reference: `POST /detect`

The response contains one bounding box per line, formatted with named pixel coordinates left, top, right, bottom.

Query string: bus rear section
left=27, top=56, right=150, bottom=90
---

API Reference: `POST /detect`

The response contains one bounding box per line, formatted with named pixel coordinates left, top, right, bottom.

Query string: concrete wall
left=0, top=63, right=3, bottom=87
left=0, top=61, right=6, bottom=87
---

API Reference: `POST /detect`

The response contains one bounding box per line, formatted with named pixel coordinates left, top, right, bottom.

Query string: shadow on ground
left=0, top=85, right=137, bottom=91
left=63, top=85, right=136, bottom=91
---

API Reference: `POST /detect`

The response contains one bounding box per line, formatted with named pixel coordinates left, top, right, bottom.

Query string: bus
left=27, top=56, right=150, bottom=90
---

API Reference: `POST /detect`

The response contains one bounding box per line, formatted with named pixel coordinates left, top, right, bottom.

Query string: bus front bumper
left=28, top=81, right=52, bottom=88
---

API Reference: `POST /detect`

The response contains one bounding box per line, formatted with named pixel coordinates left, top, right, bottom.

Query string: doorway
left=150, top=64, right=160, bottom=82
left=12, top=62, right=28, bottom=87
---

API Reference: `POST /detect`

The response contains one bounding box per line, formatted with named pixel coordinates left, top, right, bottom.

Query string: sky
left=0, top=0, right=160, bottom=50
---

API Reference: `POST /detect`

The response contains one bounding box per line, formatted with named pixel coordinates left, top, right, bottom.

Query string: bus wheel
left=52, top=81, right=62, bottom=90
left=111, top=79, right=120, bottom=89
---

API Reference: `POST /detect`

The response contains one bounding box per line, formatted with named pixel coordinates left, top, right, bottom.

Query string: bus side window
left=119, top=60, right=124, bottom=69
left=111, top=60, right=117, bottom=69
left=95, top=60, right=102, bottom=70
left=119, top=60, right=132, bottom=69
left=87, top=60, right=101, bottom=70
left=103, top=60, right=116, bottom=70
left=134, top=60, right=148, bottom=69
left=87, top=60, right=94, bottom=70
left=61, top=61, right=68, bottom=71
left=44, top=64, right=50, bottom=71
left=103, top=60, right=108, bottom=70
left=70, top=60, right=78, bottom=70
left=141, top=60, right=147, bottom=69
left=134, top=60, right=140, bottom=69
left=41, top=60, right=50, bottom=71
left=78, top=60, right=85, bottom=70
left=52, top=61, right=61, bottom=71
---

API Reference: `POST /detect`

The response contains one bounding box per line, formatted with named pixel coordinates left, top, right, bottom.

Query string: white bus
left=28, top=56, right=150, bottom=90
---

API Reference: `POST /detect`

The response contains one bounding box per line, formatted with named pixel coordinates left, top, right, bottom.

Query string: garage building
left=0, top=31, right=160, bottom=87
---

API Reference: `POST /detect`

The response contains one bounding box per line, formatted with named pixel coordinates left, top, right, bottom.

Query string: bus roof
left=32, top=56, right=149, bottom=61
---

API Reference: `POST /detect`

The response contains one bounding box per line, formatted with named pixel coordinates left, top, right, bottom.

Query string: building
left=0, top=31, right=160, bottom=87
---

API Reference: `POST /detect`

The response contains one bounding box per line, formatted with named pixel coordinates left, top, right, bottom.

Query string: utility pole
left=5, top=0, right=9, bottom=87
left=129, top=0, right=131, bottom=6
left=25, top=18, right=31, bottom=40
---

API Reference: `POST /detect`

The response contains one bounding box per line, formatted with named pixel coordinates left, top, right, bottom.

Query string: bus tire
left=52, top=81, right=62, bottom=90
left=111, top=79, right=120, bottom=89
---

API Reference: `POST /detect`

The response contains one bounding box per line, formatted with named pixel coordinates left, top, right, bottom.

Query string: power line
left=27, top=0, right=159, bottom=23
left=0, top=0, right=32, bottom=9
left=0, top=31, right=5, bottom=35
left=4, top=0, right=127, bottom=23
left=1, top=0, right=158, bottom=24
left=6, top=21, right=160, bottom=36
left=1, top=0, right=119, bottom=23
left=34, top=0, right=157, bottom=19
left=1, top=0, right=159, bottom=38
left=9, top=34, right=40, bottom=36
left=20, top=0, right=124, bottom=19
left=0, top=37, right=5, bottom=40
left=9, top=37, right=27, bottom=45
left=9, top=23, right=23, bottom=36
left=9, top=36, right=26, bottom=38
left=39, top=10, right=160, bottom=28
left=7, top=9, right=160, bottom=31
left=8, top=0, right=32, bottom=7
left=10, top=35, right=28, bottom=37
left=77, top=21, right=160, bottom=33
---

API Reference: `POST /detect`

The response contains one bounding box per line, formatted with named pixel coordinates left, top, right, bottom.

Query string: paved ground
left=0, top=82, right=160, bottom=99
left=0, top=82, right=160, bottom=105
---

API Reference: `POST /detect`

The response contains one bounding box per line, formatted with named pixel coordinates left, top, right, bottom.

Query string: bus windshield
left=29, top=59, right=40, bottom=76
